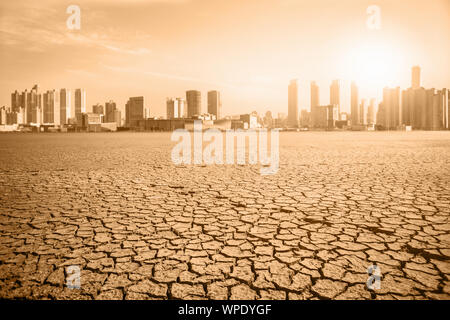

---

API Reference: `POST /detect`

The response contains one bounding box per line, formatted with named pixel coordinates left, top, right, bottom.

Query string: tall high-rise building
left=177, top=98, right=185, bottom=118
left=330, top=80, right=340, bottom=116
left=412, top=88, right=426, bottom=129
left=359, top=99, right=368, bottom=125
left=60, top=89, right=71, bottom=125
left=43, top=90, right=60, bottom=125
left=105, top=101, right=116, bottom=122
left=351, top=81, right=359, bottom=125
left=24, top=85, right=42, bottom=125
left=166, top=98, right=177, bottom=119
left=166, top=98, right=186, bottom=119
left=444, top=89, right=449, bottom=130
left=288, top=79, right=299, bottom=127
left=310, top=81, right=319, bottom=127
left=207, top=91, right=222, bottom=120
left=310, top=81, right=319, bottom=110
left=105, top=100, right=121, bottom=126
left=186, top=90, right=201, bottom=118
left=367, top=98, right=376, bottom=125
left=125, top=96, right=144, bottom=127
left=412, top=66, right=421, bottom=89
left=401, top=88, right=413, bottom=126
left=74, top=89, right=86, bottom=124
left=11, top=91, right=21, bottom=113
left=377, top=87, right=400, bottom=129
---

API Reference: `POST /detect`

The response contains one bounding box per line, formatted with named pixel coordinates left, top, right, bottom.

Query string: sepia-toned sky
left=0, top=0, right=449, bottom=116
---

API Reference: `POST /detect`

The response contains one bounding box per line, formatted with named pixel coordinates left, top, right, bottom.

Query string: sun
left=348, top=41, right=401, bottom=90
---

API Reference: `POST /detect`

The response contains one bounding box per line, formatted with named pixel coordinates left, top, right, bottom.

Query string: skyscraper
left=105, top=101, right=116, bottom=122
left=186, top=90, right=201, bottom=118
left=310, top=81, right=319, bottom=110
left=359, top=99, right=367, bottom=125
left=367, top=98, right=376, bottom=125
left=412, top=66, right=421, bottom=89
left=166, top=98, right=186, bottom=119
left=60, top=89, right=71, bottom=125
left=310, top=81, right=319, bottom=127
left=11, top=91, right=21, bottom=113
left=105, top=100, right=121, bottom=126
left=377, top=87, right=400, bottom=129
left=125, top=96, right=144, bottom=127
left=28, top=85, right=42, bottom=125
left=330, top=80, right=340, bottom=116
left=351, top=81, right=359, bottom=125
left=207, top=90, right=222, bottom=120
left=166, top=98, right=177, bottom=119
left=74, top=89, right=86, bottom=124
left=43, top=90, right=60, bottom=125
left=288, top=79, right=299, bottom=128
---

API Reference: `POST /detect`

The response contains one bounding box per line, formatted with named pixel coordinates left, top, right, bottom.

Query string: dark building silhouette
left=186, top=90, right=201, bottom=118
left=207, top=91, right=221, bottom=120
left=125, top=96, right=144, bottom=128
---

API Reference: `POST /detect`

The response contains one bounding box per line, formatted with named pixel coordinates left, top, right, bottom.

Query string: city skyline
left=2, top=63, right=448, bottom=131
left=0, top=0, right=449, bottom=117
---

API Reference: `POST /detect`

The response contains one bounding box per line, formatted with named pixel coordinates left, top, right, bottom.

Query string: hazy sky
left=0, top=0, right=449, bottom=116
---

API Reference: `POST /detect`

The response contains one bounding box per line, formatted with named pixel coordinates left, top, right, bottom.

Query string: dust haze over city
left=0, top=0, right=449, bottom=117
left=0, top=0, right=450, bottom=306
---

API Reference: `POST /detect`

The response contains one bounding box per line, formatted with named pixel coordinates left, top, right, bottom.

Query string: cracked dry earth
left=0, top=131, right=449, bottom=300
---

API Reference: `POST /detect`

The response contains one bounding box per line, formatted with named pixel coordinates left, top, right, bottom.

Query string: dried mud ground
left=0, top=131, right=449, bottom=300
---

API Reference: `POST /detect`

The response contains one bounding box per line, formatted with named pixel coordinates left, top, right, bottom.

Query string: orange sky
left=0, top=0, right=449, bottom=117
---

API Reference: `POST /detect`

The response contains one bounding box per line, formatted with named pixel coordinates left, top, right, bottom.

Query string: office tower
left=351, top=82, right=359, bottom=125
left=310, top=81, right=319, bottom=110
left=330, top=80, right=340, bottom=116
left=60, top=89, right=71, bottom=125
left=21, top=90, right=30, bottom=123
left=30, top=85, right=41, bottom=124
left=166, top=98, right=177, bottom=119
left=92, top=103, right=104, bottom=115
left=105, top=101, right=117, bottom=123
left=412, top=66, right=421, bottom=89
left=125, top=96, right=144, bottom=127
left=444, top=89, right=449, bottom=129
left=430, top=90, right=445, bottom=130
left=74, top=89, right=86, bottom=124
left=359, top=99, right=367, bottom=125
left=176, top=98, right=185, bottom=118
left=412, top=88, right=426, bottom=129
left=186, top=90, right=201, bottom=118
left=314, top=105, right=338, bottom=129
left=378, top=87, right=400, bottom=129
left=310, top=81, right=319, bottom=127
left=0, top=107, right=6, bottom=125
left=166, top=98, right=186, bottom=119
left=367, top=98, right=376, bottom=125
left=207, top=91, right=222, bottom=120
left=401, top=88, right=413, bottom=126
left=42, top=90, right=60, bottom=125
left=424, top=89, right=435, bottom=129
left=114, top=110, right=122, bottom=127
left=288, top=79, right=299, bottom=128
left=11, top=91, right=21, bottom=113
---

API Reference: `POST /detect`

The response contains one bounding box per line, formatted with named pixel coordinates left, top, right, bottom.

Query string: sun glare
left=349, top=42, right=401, bottom=90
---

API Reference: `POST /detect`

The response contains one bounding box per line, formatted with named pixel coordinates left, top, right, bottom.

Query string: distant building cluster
left=377, top=67, right=449, bottom=130
left=288, top=66, right=449, bottom=131
left=1, top=86, right=123, bottom=132
left=1, top=66, right=448, bottom=133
